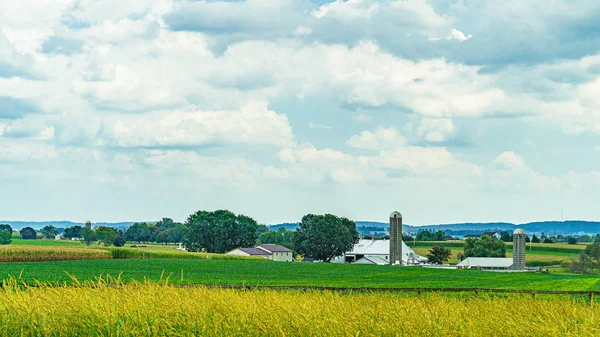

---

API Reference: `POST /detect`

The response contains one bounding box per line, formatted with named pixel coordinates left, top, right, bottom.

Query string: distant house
left=463, top=234, right=480, bottom=239
left=456, top=257, right=513, bottom=270
left=445, top=236, right=457, bottom=241
left=227, top=248, right=271, bottom=259
left=483, top=232, right=502, bottom=240
left=226, top=244, right=293, bottom=262
left=257, top=245, right=293, bottom=262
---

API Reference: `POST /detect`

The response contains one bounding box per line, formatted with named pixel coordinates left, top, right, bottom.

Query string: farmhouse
left=336, top=239, right=427, bottom=265
left=226, top=245, right=293, bottom=262
left=483, top=231, right=502, bottom=240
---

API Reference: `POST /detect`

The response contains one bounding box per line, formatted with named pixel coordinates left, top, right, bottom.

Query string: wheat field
left=0, top=278, right=598, bottom=336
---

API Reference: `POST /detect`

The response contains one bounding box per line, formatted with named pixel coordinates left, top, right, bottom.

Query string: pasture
left=2, top=259, right=600, bottom=291
left=0, top=281, right=599, bottom=336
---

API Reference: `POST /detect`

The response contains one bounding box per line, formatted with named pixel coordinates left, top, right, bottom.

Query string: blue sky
left=1, top=0, right=600, bottom=225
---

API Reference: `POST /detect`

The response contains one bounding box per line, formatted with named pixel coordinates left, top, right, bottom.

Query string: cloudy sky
left=1, top=0, right=600, bottom=225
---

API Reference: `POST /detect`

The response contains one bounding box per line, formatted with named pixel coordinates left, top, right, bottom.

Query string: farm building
left=456, top=257, right=513, bottom=270
left=483, top=232, right=502, bottom=240
left=257, top=245, right=293, bottom=262
left=226, top=245, right=293, bottom=262
left=227, top=248, right=271, bottom=259
left=335, top=239, right=427, bottom=265
left=352, top=256, right=389, bottom=265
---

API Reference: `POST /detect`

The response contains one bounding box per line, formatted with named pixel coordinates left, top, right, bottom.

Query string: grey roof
left=483, top=231, right=498, bottom=236
left=239, top=248, right=271, bottom=255
left=258, top=245, right=292, bottom=253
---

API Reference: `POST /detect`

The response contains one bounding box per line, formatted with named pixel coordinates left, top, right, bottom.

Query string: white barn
left=456, top=257, right=513, bottom=270
left=336, top=239, right=427, bottom=265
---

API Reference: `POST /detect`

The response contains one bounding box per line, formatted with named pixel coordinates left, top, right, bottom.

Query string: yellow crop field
left=0, top=245, right=110, bottom=262
left=0, top=280, right=599, bottom=336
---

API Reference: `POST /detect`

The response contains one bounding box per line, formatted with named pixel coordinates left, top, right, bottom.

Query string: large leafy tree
left=183, top=210, right=258, bottom=253
left=293, top=214, right=359, bottom=262
left=416, top=230, right=446, bottom=241
left=463, top=235, right=506, bottom=258
left=0, top=224, right=13, bottom=234
left=96, top=226, right=117, bottom=246
left=41, top=225, right=58, bottom=239
left=20, top=227, right=36, bottom=240
left=0, top=231, right=11, bottom=245
left=426, top=246, right=452, bottom=264
left=63, top=226, right=82, bottom=239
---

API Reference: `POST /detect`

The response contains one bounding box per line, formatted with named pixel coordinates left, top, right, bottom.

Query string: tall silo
left=389, top=211, right=403, bottom=265
left=512, top=229, right=526, bottom=270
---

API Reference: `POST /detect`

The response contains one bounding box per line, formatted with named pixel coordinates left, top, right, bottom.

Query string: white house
left=336, top=239, right=427, bottom=265
left=227, top=247, right=272, bottom=259
left=456, top=257, right=513, bottom=270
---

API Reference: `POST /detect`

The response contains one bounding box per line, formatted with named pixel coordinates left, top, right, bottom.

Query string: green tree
left=531, top=234, right=540, bottom=243
left=426, top=246, right=452, bottom=264
left=292, top=214, right=359, bottom=262
left=464, top=235, right=506, bottom=258
left=416, top=230, right=446, bottom=241
left=183, top=210, right=259, bottom=253
left=570, top=243, right=600, bottom=274
left=567, top=236, right=578, bottom=245
left=63, top=226, right=82, bottom=239
left=0, top=224, right=13, bottom=235
left=20, top=227, right=36, bottom=240
left=82, top=227, right=98, bottom=246
left=256, top=224, right=269, bottom=235
left=96, top=226, right=117, bottom=246
left=543, top=237, right=554, bottom=244
left=500, top=231, right=511, bottom=242
left=41, top=225, right=58, bottom=239
left=0, top=231, right=12, bottom=245
left=166, top=224, right=184, bottom=243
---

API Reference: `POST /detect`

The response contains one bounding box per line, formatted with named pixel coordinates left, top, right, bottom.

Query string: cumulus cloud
left=347, top=128, right=406, bottom=150
left=417, top=118, right=454, bottom=142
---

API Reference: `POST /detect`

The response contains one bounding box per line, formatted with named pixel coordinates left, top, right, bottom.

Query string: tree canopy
left=292, top=214, right=359, bottom=262
left=463, top=235, right=506, bottom=258
left=571, top=243, right=600, bottom=274
left=0, top=224, right=13, bottom=235
left=20, top=227, right=36, bottom=240
left=426, top=246, right=452, bottom=264
left=416, top=230, right=446, bottom=241
left=63, top=226, right=82, bottom=239
left=96, top=226, right=117, bottom=246
left=41, top=225, right=58, bottom=239
left=0, top=231, right=11, bottom=245
left=183, top=210, right=259, bottom=253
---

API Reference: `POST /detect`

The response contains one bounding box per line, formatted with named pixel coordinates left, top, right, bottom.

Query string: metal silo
left=512, top=229, right=526, bottom=270
left=389, top=211, right=403, bottom=265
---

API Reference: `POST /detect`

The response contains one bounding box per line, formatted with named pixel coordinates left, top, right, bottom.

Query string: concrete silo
left=389, top=211, right=403, bottom=265
left=512, top=228, right=526, bottom=270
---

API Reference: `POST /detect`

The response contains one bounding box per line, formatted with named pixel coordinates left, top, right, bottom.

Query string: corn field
left=0, top=246, right=110, bottom=262
left=0, top=278, right=599, bottom=336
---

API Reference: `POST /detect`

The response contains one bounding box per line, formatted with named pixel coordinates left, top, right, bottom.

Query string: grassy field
left=2, top=259, right=600, bottom=291
left=1, top=281, right=598, bottom=336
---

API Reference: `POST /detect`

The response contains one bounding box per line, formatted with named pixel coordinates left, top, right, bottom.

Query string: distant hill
left=0, top=221, right=135, bottom=230
left=269, top=220, right=600, bottom=236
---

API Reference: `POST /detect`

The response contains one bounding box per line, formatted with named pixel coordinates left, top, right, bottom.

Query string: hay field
left=0, top=280, right=598, bottom=336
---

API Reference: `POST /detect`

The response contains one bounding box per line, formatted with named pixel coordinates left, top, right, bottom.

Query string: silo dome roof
left=513, top=228, right=526, bottom=235
left=390, top=211, right=402, bottom=218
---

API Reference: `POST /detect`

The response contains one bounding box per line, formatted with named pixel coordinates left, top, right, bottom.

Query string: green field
left=2, top=259, right=600, bottom=291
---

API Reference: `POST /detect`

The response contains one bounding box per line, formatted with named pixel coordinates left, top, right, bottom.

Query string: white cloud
left=313, top=0, right=379, bottom=21
left=96, top=100, right=294, bottom=148
left=492, top=151, right=527, bottom=171
left=417, top=118, right=454, bottom=142
left=446, top=28, right=472, bottom=41
left=347, top=127, right=406, bottom=150
left=308, top=122, right=332, bottom=130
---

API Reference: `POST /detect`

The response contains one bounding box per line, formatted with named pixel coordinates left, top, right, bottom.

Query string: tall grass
left=0, top=246, right=109, bottom=262
left=0, top=277, right=598, bottom=336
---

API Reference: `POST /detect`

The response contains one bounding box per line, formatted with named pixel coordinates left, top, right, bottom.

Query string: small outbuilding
left=257, top=245, right=294, bottom=262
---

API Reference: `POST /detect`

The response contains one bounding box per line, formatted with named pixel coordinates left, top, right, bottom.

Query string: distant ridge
left=269, top=220, right=600, bottom=235
left=0, top=221, right=136, bottom=230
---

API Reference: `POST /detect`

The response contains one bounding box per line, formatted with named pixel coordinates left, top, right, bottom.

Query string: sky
left=1, top=0, right=600, bottom=225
